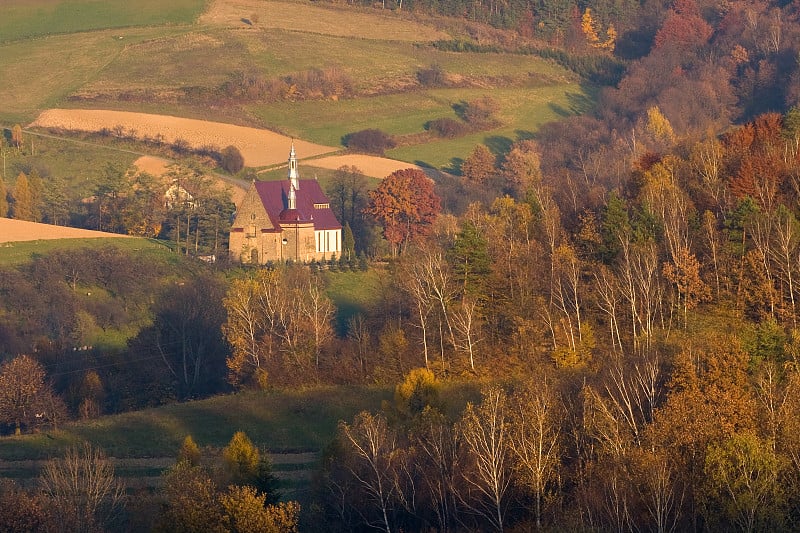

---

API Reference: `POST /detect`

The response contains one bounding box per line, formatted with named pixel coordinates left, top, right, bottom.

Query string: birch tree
left=458, top=387, right=512, bottom=531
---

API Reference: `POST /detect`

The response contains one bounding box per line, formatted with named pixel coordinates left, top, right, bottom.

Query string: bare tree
left=458, top=387, right=512, bottom=531
left=339, top=411, right=398, bottom=533
left=451, top=296, right=482, bottom=370
left=410, top=408, right=461, bottom=532
left=509, top=380, right=562, bottom=529
left=300, top=274, right=334, bottom=368
left=347, top=314, right=371, bottom=378
left=39, top=443, right=125, bottom=533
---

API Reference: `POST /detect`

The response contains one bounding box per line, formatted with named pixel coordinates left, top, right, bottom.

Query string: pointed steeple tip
left=288, top=140, right=300, bottom=190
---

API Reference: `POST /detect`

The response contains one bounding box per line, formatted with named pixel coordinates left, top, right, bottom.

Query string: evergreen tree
left=343, top=222, right=356, bottom=260
left=448, top=220, right=491, bottom=298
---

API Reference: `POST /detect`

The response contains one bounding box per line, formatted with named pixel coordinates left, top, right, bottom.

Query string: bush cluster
left=426, top=117, right=468, bottom=138
left=343, top=129, right=396, bottom=155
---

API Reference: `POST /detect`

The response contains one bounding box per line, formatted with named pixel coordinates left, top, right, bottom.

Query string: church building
left=229, top=144, right=342, bottom=264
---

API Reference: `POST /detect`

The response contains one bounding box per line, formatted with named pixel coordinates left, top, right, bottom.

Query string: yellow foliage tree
left=223, top=431, right=260, bottom=484
left=12, top=172, right=34, bottom=221
left=646, top=106, right=676, bottom=145
left=581, top=8, right=600, bottom=45
left=178, top=435, right=202, bottom=467
left=394, top=367, right=440, bottom=417
left=0, top=175, right=8, bottom=217
left=220, top=486, right=300, bottom=533
left=581, top=9, right=616, bottom=51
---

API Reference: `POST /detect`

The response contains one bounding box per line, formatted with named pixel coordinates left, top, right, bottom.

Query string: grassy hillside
left=0, top=0, right=206, bottom=42
left=0, top=236, right=173, bottom=268
left=0, top=0, right=591, bottom=173
left=0, top=382, right=482, bottom=460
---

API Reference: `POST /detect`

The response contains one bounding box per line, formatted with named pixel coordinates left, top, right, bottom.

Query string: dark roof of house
left=254, top=179, right=341, bottom=231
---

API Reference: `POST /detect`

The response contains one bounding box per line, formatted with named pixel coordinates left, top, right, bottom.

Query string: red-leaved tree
left=365, top=168, right=441, bottom=256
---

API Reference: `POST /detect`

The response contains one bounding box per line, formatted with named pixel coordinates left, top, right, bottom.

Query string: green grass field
left=2, top=131, right=140, bottom=194
left=0, top=386, right=391, bottom=459
left=0, top=0, right=592, bottom=175
left=0, top=381, right=482, bottom=460
left=0, top=237, right=175, bottom=268
left=325, top=268, right=384, bottom=333
left=0, top=0, right=206, bottom=43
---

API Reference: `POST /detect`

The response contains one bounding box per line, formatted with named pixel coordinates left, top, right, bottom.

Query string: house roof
left=254, top=179, right=341, bottom=231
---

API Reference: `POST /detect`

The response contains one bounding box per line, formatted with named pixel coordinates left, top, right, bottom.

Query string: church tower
left=288, top=141, right=299, bottom=192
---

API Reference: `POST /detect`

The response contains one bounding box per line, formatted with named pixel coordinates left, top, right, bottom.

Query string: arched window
left=250, top=248, right=259, bottom=264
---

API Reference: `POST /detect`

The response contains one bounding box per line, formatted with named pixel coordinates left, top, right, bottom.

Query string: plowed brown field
left=31, top=109, right=337, bottom=167
left=0, top=218, right=132, bottom=243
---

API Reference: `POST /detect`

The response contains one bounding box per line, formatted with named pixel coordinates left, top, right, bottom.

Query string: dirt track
left=0, top=218, right=132, bottom=244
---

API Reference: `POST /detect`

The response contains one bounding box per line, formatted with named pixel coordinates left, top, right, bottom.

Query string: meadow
left=0, top=0, right=590, bottom=174
left=0, top=0, right=206, bottom=43
left=0, top=236, right=174, bottom=267
left=0, top=381, right=481, bottom=460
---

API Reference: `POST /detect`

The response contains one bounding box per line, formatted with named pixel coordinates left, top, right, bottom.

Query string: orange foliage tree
left=365, top=168, right=441, bottom=256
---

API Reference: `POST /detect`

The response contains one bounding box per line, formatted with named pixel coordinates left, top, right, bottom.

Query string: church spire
left=288, top=181, right=297, bottom=210
left=288, top=141, right=299, bottom=192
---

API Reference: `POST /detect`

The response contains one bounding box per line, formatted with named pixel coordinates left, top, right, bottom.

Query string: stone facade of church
left=229, top=145, right=342, bottom=264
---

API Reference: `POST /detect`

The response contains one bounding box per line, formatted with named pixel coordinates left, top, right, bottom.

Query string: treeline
left=0, top=130, right=236, bottom=256
left=0, top=246, right=232, bottom=428
left=0, top=432, right=297, bottom=532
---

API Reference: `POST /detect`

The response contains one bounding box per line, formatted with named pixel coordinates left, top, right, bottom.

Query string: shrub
left=343, top=129, right=396, bottom=155
left=427, top=117, right=468, bottom=139
left=221, top=145, right=245, bottom=173
left=462, top=96, right=500, bottom=126
left=417, top=64, right=446, bottom=87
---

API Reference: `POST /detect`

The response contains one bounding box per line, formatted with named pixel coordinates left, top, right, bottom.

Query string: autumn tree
left=10, top=124, right=22, bottom=151
left=223, top=266, right=335, bottom=386
left=0, top=355, right=65, bottom=435
left=222, top=431, right=262, bottom=485
left=0, top=175, right=8, bottom=217
left=0, top=479, right=45, bottom=533
left=365, top=168, right=441, bottom=256
left=653, top=0, right=712, bottom=50
left=12, top=172, right=34, bottom=221
left=461, top=145, right=496, bottom=183
left=178, top=435, right=201, bottom=467
left=158, top=462, right=224, bottom=533
left=394, top=367, right=441, bottom=419
left=219, top=486, right=299, bottom=533
left=663, top=246, right=711, bottom=328
left=502, top=140, right=542, bottom=196
left=702, top=433, right=787, bottom=531
left=581, top=8, right=616, bottom=51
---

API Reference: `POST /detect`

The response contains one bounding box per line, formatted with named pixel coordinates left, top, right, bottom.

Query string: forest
left=3, top=0, right=800, bottom=530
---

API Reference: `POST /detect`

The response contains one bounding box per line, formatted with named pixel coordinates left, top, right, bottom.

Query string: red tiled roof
left=254, top=180, right=341, bottom=231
